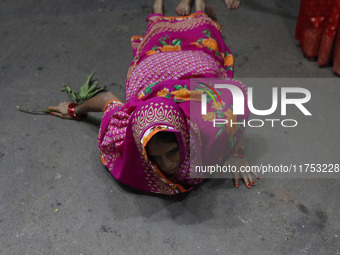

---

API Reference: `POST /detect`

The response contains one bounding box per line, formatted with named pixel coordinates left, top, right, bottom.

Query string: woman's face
left=146, top=139, right=181, bottom=175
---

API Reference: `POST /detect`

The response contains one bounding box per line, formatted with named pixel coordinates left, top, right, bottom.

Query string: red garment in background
left=295, top=0, right=340, bottom=75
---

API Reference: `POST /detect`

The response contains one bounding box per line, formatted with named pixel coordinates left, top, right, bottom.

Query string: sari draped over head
left=295, top=0, right=340, bottom=75
left=98, top=12, right=249, bottom=195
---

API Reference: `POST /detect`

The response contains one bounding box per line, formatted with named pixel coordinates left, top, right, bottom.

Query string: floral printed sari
left=98, top=12, right=248, bottom=195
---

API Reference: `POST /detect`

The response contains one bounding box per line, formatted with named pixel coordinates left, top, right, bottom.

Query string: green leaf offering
left=61, top=72, right=106, bottom=103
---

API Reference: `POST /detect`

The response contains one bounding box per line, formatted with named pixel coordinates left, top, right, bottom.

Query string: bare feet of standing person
left=176, top=0, right=192, bottom=16
left=225, top=0, right=240, bottom=10
left=195, top=0, right=217, bottom=21
left=152, top=0, right=164, bottom=14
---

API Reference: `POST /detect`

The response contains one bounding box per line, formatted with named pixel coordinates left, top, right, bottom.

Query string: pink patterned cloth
left=126, top=11, right=233, bottom=101
left=98, top=12, right=247, bottom=195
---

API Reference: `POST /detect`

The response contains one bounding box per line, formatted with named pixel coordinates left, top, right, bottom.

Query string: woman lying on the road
left=48, top=0, right=259, bottom=195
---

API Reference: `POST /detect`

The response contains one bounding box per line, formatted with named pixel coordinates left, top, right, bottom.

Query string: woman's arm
left=47, top=91, right=121, bottom=119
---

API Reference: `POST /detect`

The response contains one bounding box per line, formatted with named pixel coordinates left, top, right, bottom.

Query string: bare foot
left=225, top=0, right=240, bottom=10
left=176, top=0, right=192, bottom=16
left=195, top=0, right=217, bottom=21
left=152, top=0, right=164, bottom=14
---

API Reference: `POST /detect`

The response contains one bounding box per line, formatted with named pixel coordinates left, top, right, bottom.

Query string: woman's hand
left=233, top=161, right=260, bottom=189
left=46, top=101, right=73, bottom=119
left=46, top=92, right=122, bottom=120
left=224, top=156, right=260, bottom=189
left=226, top=143, right=260, bottom=189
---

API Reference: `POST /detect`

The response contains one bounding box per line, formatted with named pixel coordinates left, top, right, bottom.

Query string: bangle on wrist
left=232, top=146, right=244, bottom=158
left=67, top=103, right=87, bottom=120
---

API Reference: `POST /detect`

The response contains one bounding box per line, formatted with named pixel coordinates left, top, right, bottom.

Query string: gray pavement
left=1, top=0, right=339, bottom=254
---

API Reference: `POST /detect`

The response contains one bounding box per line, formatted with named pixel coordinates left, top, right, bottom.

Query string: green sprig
left=61, top=72, right=106, bottom=103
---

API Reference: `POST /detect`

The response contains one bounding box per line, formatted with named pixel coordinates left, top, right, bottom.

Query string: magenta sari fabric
left=98, top=12, right=248, bottom=195
left=99, top=94, right=197, bottom=194
left=126, top=11, right=234, bottom=101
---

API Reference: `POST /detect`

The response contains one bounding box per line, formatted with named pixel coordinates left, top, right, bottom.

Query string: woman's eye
left=167, top=147, right=179, bottom=155
left=171, top=147, right=178, bottom=153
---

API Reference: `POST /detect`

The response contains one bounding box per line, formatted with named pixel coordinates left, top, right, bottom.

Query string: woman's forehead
left=147, top=140, right=178, bottom=154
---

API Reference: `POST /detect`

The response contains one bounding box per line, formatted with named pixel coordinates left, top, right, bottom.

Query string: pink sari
left=126, top=12, right=234, bottom=101
left=98, top=12, right=248, bottom=195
